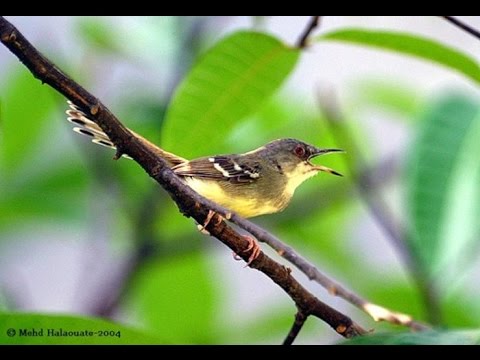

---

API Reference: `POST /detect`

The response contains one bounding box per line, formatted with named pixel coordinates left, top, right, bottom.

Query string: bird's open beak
left=308, top=148, right=344, bottom=177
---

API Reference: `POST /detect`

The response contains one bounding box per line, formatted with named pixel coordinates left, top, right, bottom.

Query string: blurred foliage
left=352, top=79, right=425, bottom=119
left=0, top=16, right=479, bottom=345
left=0, top=71, right=88, bottom=229
left=127, top=252, right=217, bottom=343
left=342, top=329, right=480, bottom=345
left=76, top=17, right=125, bottom=56
left=406, top=94, right=480, bottom=284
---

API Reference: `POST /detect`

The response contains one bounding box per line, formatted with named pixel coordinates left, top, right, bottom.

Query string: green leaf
left=342, top=329, right=480, bottom=345
left=162, top=31, right=300, bottom=158
left=0, top=313, right=163, bottom=344
left=443, top=293, right=480, bottom=328
left=128, top=252, right=217, bottom=343
left=405, top=94, right=480, bottom=280
left=317, top=29, right=480, bottom=85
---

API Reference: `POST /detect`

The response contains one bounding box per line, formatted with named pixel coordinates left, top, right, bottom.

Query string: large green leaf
left=342, top=329, right=480, bottom=345
left=0, top=313, right=162, bottom=344
left=162, top=31, right=300, bottom=158
left=406, top=94, right=480, bottom=280
left=317, top=29, right=480, bottom=85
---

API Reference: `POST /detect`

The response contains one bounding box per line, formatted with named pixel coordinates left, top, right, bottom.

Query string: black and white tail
left=65, top=101, right=187, bottom=166
left=66, top=101, right=122, bottom=152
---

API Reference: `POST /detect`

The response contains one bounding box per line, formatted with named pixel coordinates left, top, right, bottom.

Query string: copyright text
left=6, top=328, right=121, bottom=338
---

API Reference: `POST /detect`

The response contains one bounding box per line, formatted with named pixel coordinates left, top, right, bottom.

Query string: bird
left=66, top=101, right=344, bottom=265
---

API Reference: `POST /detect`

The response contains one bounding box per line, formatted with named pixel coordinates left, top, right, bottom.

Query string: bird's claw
left=197, top=210, right=223, bottom=234
left=232, top=235, right=261, bottom=267
left=199, top=211, right=260, bottom=266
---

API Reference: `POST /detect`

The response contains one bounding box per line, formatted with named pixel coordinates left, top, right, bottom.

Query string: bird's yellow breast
left=183, top=177, right=279, bottom=218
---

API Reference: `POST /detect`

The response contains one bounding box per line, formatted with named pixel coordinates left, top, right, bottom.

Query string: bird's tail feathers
left=65, top=101, right=186, bottom=166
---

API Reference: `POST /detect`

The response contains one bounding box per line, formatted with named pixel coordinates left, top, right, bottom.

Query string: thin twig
left=283, top=310, right=308, bottom=345
left=297, top=16, right=321, bottom=48
left=441, top=16, right=480, bottom=40
left=0, top=16, right=366, bottom=341
left=317, top=88, right=440, bottom=326
left=231, top=212, right=429, bottom=331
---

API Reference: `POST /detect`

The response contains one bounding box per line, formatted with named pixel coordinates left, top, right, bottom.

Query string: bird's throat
left=284, top=163, right=319, bottom=196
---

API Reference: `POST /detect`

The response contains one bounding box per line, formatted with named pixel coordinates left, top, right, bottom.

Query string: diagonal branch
left=297, top=16, right=321, bottom=48
left=0, top=16, right=366, bottom=341
left=441, top=16, right=480, bottom=40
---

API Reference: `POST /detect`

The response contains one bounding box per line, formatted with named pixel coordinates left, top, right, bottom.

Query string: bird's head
left=263, top=138, right=344, bottom=193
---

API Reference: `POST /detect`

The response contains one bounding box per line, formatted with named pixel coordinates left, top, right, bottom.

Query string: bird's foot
left=197, top=210, right=223, bottom=235
left=198, top=211, right=260, bottom=266
left=232, top=235, right=261, bottom=267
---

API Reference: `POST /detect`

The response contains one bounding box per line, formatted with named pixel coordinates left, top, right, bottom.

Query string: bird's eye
left=294, top=145, right=305, bottom=158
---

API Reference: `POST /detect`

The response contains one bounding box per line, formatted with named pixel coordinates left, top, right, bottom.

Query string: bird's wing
left=173, top=156, right=260, bottom=184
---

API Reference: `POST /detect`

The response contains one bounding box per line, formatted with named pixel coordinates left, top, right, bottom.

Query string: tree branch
left=232, top=209, right=429, bottom=331
left=441, top=16, right=480, bottom=40
left=283, top=310, right=308, bottom=345
left=296, top=16, right=321, bottom=48
left=0, top=16, right=366, bottom=341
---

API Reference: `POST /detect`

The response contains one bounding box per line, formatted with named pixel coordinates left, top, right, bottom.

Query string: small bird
left=66, top=101, right=343, bottom=264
